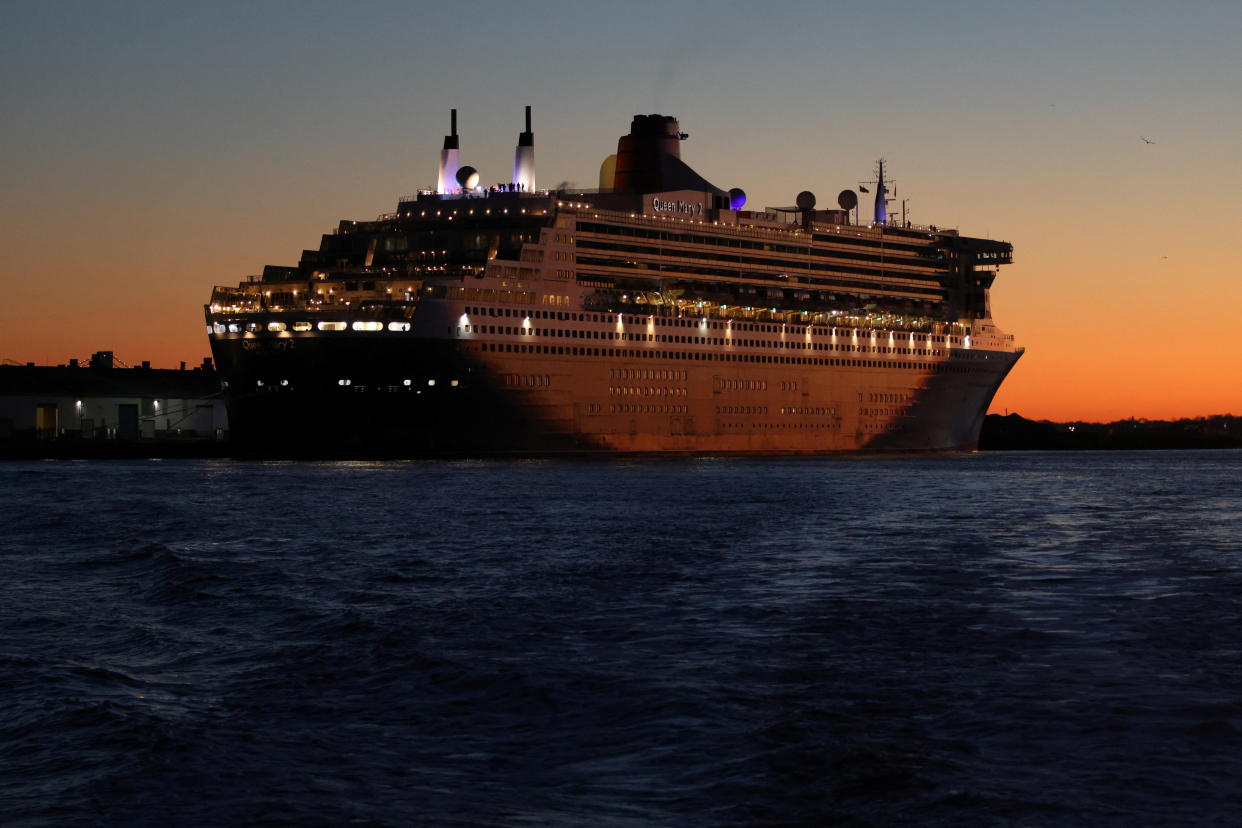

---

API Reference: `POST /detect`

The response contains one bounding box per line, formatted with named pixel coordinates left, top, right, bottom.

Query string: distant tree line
left=980, top=414, right=1242, bottom=451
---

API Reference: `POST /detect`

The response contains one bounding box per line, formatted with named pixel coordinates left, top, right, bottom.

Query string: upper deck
left=208, top=111, right=1013, bottom=334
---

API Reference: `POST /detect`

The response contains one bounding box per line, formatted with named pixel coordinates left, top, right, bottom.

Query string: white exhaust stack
left=437, top=109, right=461, bottom=194
left=512, top=105, right=535, bottom=192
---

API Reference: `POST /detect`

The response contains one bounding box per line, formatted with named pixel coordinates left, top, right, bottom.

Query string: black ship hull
left=211, top=331, right=1019, bottom=457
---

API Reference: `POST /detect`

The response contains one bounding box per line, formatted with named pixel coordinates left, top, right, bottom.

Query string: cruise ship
left=206, top=109, right=1021, bottom=455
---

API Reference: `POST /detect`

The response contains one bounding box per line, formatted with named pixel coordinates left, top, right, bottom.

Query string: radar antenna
left=859, top=159, right=895, bottom=226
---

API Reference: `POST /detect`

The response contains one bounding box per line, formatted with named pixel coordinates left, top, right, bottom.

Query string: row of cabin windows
left=464, top=305, right=963, bottom=343
left=611, top=404, right=688, bottom=414
left=467, top=343, right=991, bottom=373
left=574, top=221, right=939, bottom=257
left=577, top=235, right=942, bottom=269
left=219, top=321, right=411, bottom=334
left=576, top=256, right=946, bottom=297
left=779, top=407, right=840, bottom=416
left=609, top=387, right=688, bottom=398
left=500, top=375, right=550, bottom=387
left=574, top=242, right=944, bottom=287
left=231, top=317, right=953, bottom=358
left=719, top=421, right=844, bottom=431
left=444, top=286, right=538, bottom=304
left=611, top=368, right=687, bottom=381
left=717, top=378, right=767, bottom=391
left=459, top=322, right=944, bottom=356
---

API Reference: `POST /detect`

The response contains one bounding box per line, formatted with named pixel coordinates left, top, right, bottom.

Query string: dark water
left=2, top=452, right=1240, bottom=826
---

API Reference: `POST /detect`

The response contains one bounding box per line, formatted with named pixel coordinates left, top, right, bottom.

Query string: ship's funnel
left=611, top=114, right=726, bottom=196
left=512, top=105, right=535, bottom=192
left=437, top=108, right=461, bottom=194
left=613, top=114, right=684, bottom=194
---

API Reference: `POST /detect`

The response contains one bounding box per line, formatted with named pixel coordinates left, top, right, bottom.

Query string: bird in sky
left=1141, top=136, right=1156, bottom=144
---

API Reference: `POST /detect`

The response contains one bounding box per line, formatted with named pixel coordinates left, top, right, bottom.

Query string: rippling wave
left=2, top=452, right=1240, bottom=825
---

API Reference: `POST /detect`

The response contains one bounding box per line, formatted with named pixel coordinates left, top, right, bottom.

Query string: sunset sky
left=3, top=1, right=1239, bottom=421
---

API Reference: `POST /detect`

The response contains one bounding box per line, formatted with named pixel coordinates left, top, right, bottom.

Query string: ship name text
left=651, top=197, right=704, bottom=216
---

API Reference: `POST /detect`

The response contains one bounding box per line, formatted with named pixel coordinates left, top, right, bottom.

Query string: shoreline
left=3, top=413, right=1240, bottom=461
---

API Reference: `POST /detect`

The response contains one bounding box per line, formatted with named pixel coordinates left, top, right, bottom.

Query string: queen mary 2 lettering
left=651, top=196, right=705, bottom=216
left=205, top=109, right=1022, bottom=455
